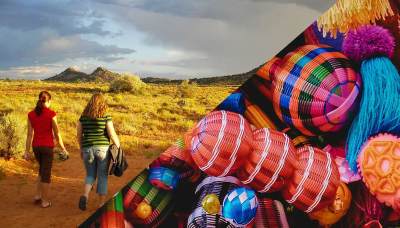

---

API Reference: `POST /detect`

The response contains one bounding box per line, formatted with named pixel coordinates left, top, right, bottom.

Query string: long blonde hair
left=82, top=93, right=108, bottom=119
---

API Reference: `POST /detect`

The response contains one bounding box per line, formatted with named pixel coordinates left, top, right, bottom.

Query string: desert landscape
left=0, top=68, right=241, bottom=227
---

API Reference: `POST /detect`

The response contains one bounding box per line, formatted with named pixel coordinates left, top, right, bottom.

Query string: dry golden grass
left=0, top=80, right=234, bottom=160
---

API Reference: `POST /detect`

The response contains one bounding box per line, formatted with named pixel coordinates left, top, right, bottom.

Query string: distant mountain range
left=46, top=67, right=121, bottom=82
left=46, top=66, right=260, bottom=85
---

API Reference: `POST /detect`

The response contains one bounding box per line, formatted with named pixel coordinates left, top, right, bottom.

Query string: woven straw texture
left=187, top=176, right=241, bottom=228
left=187, top=111, right=253, bottom=177
left=123, top=169, right=174, bottom=226
left=99, top=191, right=125, bottom=228
left=241, top=72, right=327, bottom=148
left=237, top=128, right=297, bottom=192
left=254, top=198, right=289, bottom=228
left=282, top=146, right=340, bottom=213
left=151, top=139, right=197, bottom=180
left=271, top=45, right=361, bottom=136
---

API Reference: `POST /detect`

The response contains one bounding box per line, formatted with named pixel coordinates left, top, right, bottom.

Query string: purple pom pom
left=343, top=25, right=395, bottom=62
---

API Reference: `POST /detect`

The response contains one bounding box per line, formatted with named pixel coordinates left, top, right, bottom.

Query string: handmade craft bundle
left=184, top=110, right=341, bottom=222
left=80, top=2, right=400, bottom=227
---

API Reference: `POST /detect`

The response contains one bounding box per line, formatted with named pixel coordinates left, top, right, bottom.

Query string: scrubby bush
left=109, top=74, right=146, bottom=94
left=178, top=80, right=197, bottom=98
left=0, top=113, right=25, bottom=159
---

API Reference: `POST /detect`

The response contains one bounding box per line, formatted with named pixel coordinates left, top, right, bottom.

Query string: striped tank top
left=80, top=115, right=112, bottom=148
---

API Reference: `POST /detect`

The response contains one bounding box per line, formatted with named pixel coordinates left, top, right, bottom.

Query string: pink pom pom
left=343, top=25, right=395, bottom=62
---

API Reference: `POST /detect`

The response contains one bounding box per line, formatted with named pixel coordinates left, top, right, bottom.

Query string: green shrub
left=0, top=113, right=25, bottom=159
left=109, top=74, right=146, bottom=94
left=178, top=80, right=196, bottom=98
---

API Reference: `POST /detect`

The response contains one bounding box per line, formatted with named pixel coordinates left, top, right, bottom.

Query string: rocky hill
left=47, top=65, right=261, bottom=85
left=46, top=67, right=120, bottom=82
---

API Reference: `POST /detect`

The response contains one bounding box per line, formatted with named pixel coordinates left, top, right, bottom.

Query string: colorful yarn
left=254, top=198, right=289, bottom=228
left=186, top=110, right=253, bottom=177
left=344, top=25, right=400, bottom=172
left=358, top=134, right=400, bottom=211
left=187, top=176, right=241, bottom=228
left=270, top=45, right=361, bottom=136
left=342, top=25, right=395, bottom=62
left=282, top=146, right=340, bottom=213
left=317, top=0, right=394, bottom=37
left=237, top=128, right=297, bottom=193
left=149, top=167, right=180, bottom=191
left=216, top=92, right=246, bottom=115
left=304, top=21, right=344, bottom=51
left=222, top=187, right=258, bottom=226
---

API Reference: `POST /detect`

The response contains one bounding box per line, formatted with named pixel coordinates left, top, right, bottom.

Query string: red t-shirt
left=28, top=108, right=57, bottom=147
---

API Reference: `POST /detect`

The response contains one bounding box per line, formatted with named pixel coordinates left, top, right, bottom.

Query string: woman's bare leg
left=41, top=183, right=50, bottom=207
left=34, top=176, right=41, bottom=200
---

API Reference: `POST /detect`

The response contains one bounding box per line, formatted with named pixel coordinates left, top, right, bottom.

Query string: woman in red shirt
left=24, top=91, right=68, bottom=208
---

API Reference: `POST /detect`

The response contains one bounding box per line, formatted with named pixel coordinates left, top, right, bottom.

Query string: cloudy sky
left=0, top=0, right=334, bottom=79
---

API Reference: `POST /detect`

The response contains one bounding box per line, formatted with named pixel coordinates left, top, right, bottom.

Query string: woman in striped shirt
left=77, top=93, right=120, bottom=210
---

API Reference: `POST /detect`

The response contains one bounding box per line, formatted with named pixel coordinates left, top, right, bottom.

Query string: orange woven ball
left=282, top=146, right=340, bottom=213
left=186, top=111, right=254, bottom=177
left=237, top=128, right=297, bottom=192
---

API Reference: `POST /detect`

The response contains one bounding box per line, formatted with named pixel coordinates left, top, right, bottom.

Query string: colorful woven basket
left=254, top=198, right=289, bottom=228
left=237, top=128, right=297, bottom=192
left=97, top=192, right=125, bottom=228
left=123, top=169, right=174, bottom=226
left=269, top=45, right=361, bottom=136
left=241, top=74, right=327, bottom=148
left=186, top=110, right=253, bottom=177
left=187, top=176, right=242, bottom=228
left=149, top=166, right=180, bottom=191
left=282, top=146, right=340, bottom=213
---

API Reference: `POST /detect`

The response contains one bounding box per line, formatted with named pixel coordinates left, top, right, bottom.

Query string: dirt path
left=0, top=149, right=153, bottom=228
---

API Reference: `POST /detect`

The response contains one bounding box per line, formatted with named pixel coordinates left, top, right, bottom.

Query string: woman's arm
left=76, top=122, right=83, bottom=158
left=52, top=117, right=67, bottom=152
left=24, top=118, right=33, bottom=160
left=106, top=120, right=120, bottom=148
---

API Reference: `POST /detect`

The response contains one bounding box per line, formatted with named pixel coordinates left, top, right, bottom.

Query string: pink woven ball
left=237, top=128, right=297, bottom=192
left=186, top=111, right=254, bottom=177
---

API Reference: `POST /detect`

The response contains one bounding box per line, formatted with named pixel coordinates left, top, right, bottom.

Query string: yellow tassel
left=317, top=0, right=394, bottom=37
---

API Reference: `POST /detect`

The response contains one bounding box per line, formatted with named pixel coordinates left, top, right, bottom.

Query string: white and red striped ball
left=237, top=128, right=297, bottom=192
left=282, top=146, right=340, bottom=213
left=187, top=111, right=253, bottom=177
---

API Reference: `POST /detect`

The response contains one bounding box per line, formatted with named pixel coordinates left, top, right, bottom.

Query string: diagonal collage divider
left=79, top=0, right=400, bottom=227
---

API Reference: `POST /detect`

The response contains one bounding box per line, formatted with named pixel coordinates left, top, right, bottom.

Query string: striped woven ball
left=282, top=146, right=340, bottom=213
left=271, top=45, right=361, bottom=136
left=187, top=176, right=241, bottom=228
left=237, top=128, right=297, bottom=192
left=187, top=110, right=254, bottom=177
left=222, top=187, right=259, bottom=226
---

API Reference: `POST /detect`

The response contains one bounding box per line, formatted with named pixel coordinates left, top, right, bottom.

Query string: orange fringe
left=317, top=0, right=394, bottom=37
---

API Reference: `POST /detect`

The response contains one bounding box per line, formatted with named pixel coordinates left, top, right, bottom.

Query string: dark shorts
left=33, top=147, right=54, bottom=183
